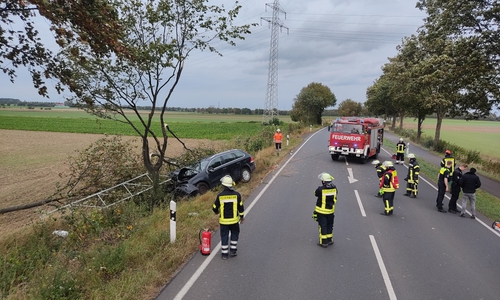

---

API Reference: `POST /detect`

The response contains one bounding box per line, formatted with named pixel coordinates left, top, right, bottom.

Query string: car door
left=206, top=156, right=226, bottom=187
left=220, top=152, right=239, bottom=181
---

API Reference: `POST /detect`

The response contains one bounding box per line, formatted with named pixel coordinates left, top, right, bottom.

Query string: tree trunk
left=0, top=197, right=62, bottom=214
left=391, top=115, right=396, bottom=130
left=399, top=111, right=405, bottom=130
left=417, top=115, right=425, bottom=142
left=434, top=113, right=444, bottom=148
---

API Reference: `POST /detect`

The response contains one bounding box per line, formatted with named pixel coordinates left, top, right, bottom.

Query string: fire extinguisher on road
left=199, top=228, right=212, bottom=255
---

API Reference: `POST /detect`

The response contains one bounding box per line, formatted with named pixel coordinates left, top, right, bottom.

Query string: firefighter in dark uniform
left=436, top=160, right=453, bottom=213
left=403, top=153, right=420, bottom=198
left=212, top=175, right=245, bottom=260
left=448, top=164, right=467, bottom=213
left=313, top=172, right=337, bottom=248
left=380, top=161, right=399, bottom=216
left=440, top=150, right=455, bottom=183
left=372, top=160, right=386, bottom=197
left=396, top=138, right=406, bottom=164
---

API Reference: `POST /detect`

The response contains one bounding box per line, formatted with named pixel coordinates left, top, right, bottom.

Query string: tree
left=1, top=0, right=124, bottom=96
left=60, top=0, right=254, bottom=207
left=290, top=82, right=336, bottom=125
left=416, top=0, right=500, bottom=117
left=365, top=76, right=396, bottom=119
left=337, top=99, right=362, bottom=117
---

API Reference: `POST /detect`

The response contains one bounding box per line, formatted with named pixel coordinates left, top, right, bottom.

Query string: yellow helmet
left=318, top=172, right=334, bottom=182
left=408, top=153, right=416, bottom=159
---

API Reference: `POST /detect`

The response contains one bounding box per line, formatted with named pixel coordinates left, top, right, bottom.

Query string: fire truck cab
left=328, top=117, right=384, bottom=163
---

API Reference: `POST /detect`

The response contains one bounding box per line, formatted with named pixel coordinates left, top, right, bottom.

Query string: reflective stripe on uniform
left=315, top=188, right=337, bottom=214
left=219, top=195, right=240, bottom=225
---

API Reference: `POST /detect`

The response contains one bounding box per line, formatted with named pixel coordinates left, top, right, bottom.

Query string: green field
left=401, top=118, right=500, bottom=159
left=0, top=108, right=293, bottom=140
left=0, top=107, right=292, bottom=123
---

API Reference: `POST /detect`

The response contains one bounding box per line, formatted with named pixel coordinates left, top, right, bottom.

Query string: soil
left=0, top=130, right=219, bottom=239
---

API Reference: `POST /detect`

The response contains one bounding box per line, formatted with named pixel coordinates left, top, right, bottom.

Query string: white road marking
left=355, top=190, right=366, bottom=217
left=348, top=168, right=358, bottom=183
left=370, top=235, right=398, bottom=300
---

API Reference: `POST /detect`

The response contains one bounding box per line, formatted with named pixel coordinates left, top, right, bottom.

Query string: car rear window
left=233, top=150, right=245, bottom=159
left=221, top=153, right=236, bottom=164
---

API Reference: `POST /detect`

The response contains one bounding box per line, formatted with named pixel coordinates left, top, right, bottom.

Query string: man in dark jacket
left=448, top=164, right=467, bottom=213
left=459, top=168, right=481, bottom=219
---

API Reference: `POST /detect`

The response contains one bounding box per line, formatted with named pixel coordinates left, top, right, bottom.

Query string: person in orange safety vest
left=273, top=129, right=283, bottom=152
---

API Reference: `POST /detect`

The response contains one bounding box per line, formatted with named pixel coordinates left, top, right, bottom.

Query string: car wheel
left=196, top=182, right=209, bottom=195
left=331, top=154, right=339, bottom=161
left=241, top=168, right=251, bottom=183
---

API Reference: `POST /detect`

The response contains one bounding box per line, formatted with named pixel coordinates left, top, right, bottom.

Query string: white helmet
left=408, top=153, right=416, bottom=159
left=318, top=172, right=334, bottom=182
left=371, top=160, right=380, bottom=165
left=399, top=138, right=403, bottom=141
left=221, top=175, right=234, bottom=187
left=277, top=128, right=281, bottom=132
left=383, top=161, right=394, bottom=167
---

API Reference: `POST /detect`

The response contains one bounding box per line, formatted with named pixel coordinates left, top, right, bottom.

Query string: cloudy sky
left=1, top=0, right=427, bottom=110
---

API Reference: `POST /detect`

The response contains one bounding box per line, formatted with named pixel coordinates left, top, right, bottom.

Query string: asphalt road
left=157, top=128, right=500, bottom=300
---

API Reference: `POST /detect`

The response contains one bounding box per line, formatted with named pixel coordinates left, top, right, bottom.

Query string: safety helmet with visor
left=318, top=172, right=334, bottom=182
left=221, top=175, right=235, bottom=187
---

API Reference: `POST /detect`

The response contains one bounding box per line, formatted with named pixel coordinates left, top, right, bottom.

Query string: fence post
left=170, top=200, right=176, bottom=243
left=286, top=134, right=290, bottom=146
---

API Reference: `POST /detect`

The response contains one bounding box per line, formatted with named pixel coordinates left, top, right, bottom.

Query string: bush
left=58, top=135, right=144, bottom=198
left=464, top=149, right=482, bottom=164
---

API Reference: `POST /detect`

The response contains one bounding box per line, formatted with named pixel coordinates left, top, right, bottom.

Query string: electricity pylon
left=261, top=0, right=288, bottom=125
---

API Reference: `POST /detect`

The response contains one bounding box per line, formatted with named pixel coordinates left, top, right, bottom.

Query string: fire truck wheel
left=331, top=154, right=339, bottom=161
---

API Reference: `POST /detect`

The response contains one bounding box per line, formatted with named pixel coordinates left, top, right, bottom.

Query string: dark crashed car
left=167, top=149, right=256, bottom=196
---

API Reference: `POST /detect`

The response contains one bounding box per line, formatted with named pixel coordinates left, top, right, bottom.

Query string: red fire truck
left=328, top=117, right=384, bottom=163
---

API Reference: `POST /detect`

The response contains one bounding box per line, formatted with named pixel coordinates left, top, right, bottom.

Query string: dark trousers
left=436, top=182, right=446, bottom=209
left=382, top=191, right=395, bottom=214
left=396, top=153, right=404, bottom=161
left=220, top=223, right=240, bottom=255
left=448, top=184, right=460, bottom=210
left=275, top=142, right=282, bottom=150
left=406, top=181, right=418, bottom=197
left=317, top=213, right=334, bottom=245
